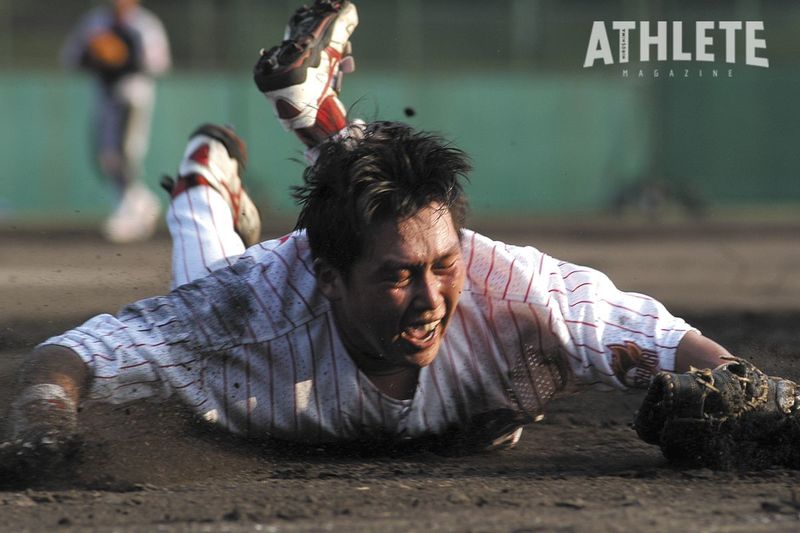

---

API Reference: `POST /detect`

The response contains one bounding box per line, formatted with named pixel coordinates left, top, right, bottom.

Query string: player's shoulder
left=242, top=230, right=312, bottom=262
left=162, top=231, right=325, bottom=345
left=238, top=230, right=318, bottom=288
left=460, top=228, right=549, bottom=302
left=460, top=228, right=542, bottom=263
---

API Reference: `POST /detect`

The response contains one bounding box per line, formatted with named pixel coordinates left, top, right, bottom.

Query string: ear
left=314, top=258, right=344, bottom=300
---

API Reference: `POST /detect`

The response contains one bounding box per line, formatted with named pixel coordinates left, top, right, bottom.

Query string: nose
left=412, top=270, right=444, bottom=311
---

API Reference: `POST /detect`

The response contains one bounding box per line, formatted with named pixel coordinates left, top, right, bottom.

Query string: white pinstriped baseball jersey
left=43, top=228, right=693, bottom=444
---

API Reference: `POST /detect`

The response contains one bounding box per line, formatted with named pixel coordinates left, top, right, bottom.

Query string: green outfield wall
left=0, top=71, right=797, bottom=222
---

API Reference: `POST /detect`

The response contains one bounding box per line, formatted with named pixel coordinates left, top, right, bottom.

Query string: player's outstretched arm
left=1, top=346, right=87, bottom=475
left=673, top=330, right=731, bottom=372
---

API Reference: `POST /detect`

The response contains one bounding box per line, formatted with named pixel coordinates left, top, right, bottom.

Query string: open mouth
left=400, top=319, right=443, bottom=349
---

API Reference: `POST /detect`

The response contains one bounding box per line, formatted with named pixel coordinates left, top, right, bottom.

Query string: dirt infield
left=1, top=219, right=800, bottom=531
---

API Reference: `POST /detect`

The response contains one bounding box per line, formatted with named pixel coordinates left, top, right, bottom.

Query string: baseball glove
left=81, top=24, right=141, bottom=84
left=634, top=357, right=800, bottom=469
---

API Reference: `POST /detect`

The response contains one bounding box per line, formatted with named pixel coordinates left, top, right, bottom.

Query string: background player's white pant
left=167, top=187, right=244, bottom=289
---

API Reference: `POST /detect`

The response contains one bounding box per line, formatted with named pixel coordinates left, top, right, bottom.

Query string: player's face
left=327, top=203, right=466, bottom=369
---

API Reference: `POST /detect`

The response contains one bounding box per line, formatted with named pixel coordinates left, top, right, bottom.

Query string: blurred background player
left=61, top=0, right=171, bottom=243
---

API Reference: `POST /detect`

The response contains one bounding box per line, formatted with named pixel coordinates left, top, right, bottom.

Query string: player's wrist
left=2, top=383, right=81, bottom=474
left=8, top=383, right=79, bottom=447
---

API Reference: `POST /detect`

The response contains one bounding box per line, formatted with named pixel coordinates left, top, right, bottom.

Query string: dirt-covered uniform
left=42, top=187, right=693, bottom=444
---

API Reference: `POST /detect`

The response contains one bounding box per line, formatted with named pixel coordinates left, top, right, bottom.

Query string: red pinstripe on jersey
left=323, top=313, right=344, bottom=434
left=453, top=307, right=490, bottom=411
left=266, top=340, right=275, bottom=435
left=440, top=341, right=469, bottom=425
left=42, top=229, right=695, bottom=443
left=268, top=247, right=317, bottom=317
left=304, top=323, right=323, bottom=440
left=168, top=202, right=191, bottom=285
left=354, top=371, right=366, bottom=431
left=501, top=256, right=517, bottom=299
left=285, top=336, right=300, bottom=436
left=184, top=189, right=213, bottom=277
left=482, top=243, right=497, bottom=295
left=202, top=185, right=235, bottom=270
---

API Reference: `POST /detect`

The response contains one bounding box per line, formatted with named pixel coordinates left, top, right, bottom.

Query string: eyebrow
left=377, top=244, right=462, bottom=271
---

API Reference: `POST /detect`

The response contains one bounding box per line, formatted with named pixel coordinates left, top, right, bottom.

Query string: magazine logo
left=583, top=21, right=769, bottom=69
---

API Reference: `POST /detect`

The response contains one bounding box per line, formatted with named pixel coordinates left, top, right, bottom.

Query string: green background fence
left=1, top=69, right=798, bottom=221
left=1, top=0, right=799, bottom=222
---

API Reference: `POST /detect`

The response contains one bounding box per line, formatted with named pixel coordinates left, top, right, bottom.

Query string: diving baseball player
left=3, top=0, right=733, bottom=472
left=61, top=0, right=171, bottom=243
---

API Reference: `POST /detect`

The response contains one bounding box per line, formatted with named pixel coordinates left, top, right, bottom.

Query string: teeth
left=401, top=318, right=444, bottom=345
left=405, top=320, right=441, bottom=336
left=421, top=321, right=439, bottom=333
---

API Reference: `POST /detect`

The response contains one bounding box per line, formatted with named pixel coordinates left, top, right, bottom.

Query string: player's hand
left=1, top=385, right=81, bottom=478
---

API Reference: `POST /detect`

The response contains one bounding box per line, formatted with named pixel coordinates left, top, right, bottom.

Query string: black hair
left=293, top=121, right=471, bottom=276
